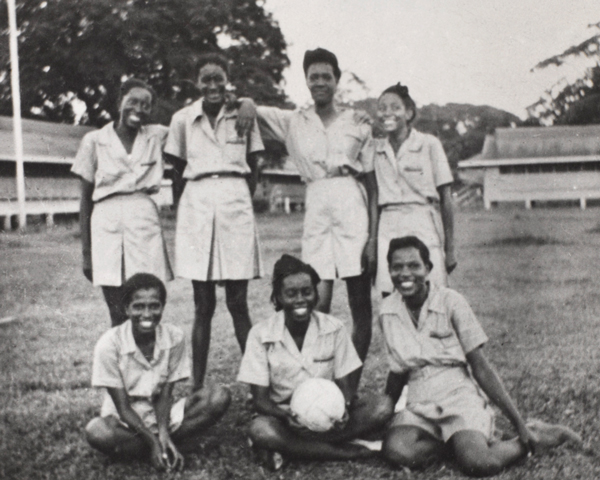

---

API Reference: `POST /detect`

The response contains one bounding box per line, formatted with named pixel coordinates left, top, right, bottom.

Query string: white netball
left=290, top=378, right=346, bottom=432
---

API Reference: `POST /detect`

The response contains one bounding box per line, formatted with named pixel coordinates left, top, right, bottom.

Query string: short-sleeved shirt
left=71, top=122, right=168, bottom=203
left=92, top=320, right=190, bottom=417
left=238, top=311, right=362, bottom=404
left=164, top=99, right=264, bottom=180
left=374, top=129, right=453, bottom=206
left=257, top=105, right=374, bottom=182
left=378, top=285, right=488, bottom=375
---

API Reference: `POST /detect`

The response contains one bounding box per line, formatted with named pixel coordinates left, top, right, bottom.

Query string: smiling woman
left=71, top=78, right=173, bottom=327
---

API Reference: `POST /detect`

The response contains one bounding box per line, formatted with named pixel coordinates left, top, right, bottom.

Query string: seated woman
left=380, top=236, right=581, bottom=477
left=85, top=273, right=230, bottom=472
left=238, top=254, right=393, bottom=469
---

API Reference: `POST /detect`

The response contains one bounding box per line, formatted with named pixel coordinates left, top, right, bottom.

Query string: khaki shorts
left=107, top=397, right=187, bottom=435
left=390, top=368, right=494, bottom=443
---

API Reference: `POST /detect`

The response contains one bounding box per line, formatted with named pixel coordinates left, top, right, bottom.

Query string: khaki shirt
left=92, top=320, right=190, bottom=417
left=374, top=129, right=453, bottom=206
left=257, top=105, right=374, bottom=182
left=238, top=311, right=362, bottom=404
left=71, top=123, right=168, bottom=203
left=379, top=286, right=488, bottom=375
left=164, top=99, right=264, bottom=180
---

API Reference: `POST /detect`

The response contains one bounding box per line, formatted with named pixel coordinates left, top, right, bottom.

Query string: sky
left=263, top=0, right=600, bottom=118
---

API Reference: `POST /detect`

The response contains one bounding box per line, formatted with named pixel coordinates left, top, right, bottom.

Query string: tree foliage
left=0, top=0, right=291, bottom=126
left=528, top=21, right=600, bottom=125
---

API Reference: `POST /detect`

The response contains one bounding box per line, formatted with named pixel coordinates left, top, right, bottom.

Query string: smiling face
left=197, top=63, right=228, bottom=106
left=377, top=92, right=412, bottom=133
left=125, top=287, right=164, bottom=336
left=389, top=247, right=431, bottom=299
left=278, top=272, right=318, bottom=324
left=306, top=62, right=338, bottom=107
left=119, top=87, right=153, bottom=131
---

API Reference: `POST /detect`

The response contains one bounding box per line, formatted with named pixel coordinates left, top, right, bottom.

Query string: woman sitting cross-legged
left=85, top=273, right=231, bottom=472
left=237, top=254, right=393, bottom=470
left=380, top=236, right=582, bottom=477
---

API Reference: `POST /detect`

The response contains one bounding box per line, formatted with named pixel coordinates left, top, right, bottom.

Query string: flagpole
left=7, top=0, right=27, bottom=230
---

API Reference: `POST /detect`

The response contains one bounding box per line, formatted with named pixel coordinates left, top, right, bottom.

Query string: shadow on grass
left=477, top=235, right=569, bottom=248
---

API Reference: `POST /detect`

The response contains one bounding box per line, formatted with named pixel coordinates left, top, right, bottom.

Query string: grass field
left=1, top=207, right=600, bottom=479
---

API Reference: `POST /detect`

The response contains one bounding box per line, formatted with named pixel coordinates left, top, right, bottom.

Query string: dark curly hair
left=387, top=236, right=433, bottom=271
left=121, top=273, right=167, bottom=309
left=270, top=254, right=320, bottom=311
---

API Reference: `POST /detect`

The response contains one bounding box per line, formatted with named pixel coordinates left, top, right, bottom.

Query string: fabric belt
left=193, top=171, right=247, bottom=181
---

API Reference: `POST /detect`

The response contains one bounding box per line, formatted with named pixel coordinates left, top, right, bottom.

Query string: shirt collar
left=97, top=121, right=148, bottom=147
left=379, top=284, right=445, bottom=316
left=375, top=128, right=424, bottom=155
left=120, top=320, right=170, bottom=354
left=260, top=310, right=339, bottom=343
left=188, top=98, right=238, bottom=122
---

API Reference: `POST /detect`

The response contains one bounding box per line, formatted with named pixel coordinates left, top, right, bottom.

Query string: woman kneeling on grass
left=85, top=273, right=230, bottom=472
left=237, top=254, right=393, bottom=470
left=380, top=236, right=581, bottom=477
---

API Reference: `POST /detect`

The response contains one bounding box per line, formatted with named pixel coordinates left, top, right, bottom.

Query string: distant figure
left=380, top=236, right=581, bottom=477
left=164, top=53, right=265, bottom=390
left=238, top=254, right=392, bottom=470
left=373, top=83, right=456, bottom=294
left=71, top=78, right=173, bottom=326
left=239, top=48, right=377, bottom=368
left=85, top=273, right=230, bottom=472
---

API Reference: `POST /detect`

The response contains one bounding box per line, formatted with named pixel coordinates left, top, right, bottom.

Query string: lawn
left=1, top=207, right=599, bottom=479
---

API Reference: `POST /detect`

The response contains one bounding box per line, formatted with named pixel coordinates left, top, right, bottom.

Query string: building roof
left=0, top=116, right=94, bottom=164
left=459, top=125, right=600, bottom=168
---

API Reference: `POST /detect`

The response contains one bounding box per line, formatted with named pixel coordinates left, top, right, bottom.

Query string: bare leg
left=249, top=416, right=373, bottom=461
left=172, top=385, right=231, bottom=448
left=191, top=281, right=217, bottom=390
left=85, top=416, right=148, bottom=458
left=102, top=286, right=127, bottom=327
left=449, top=430, right=526, bottom=477
left=345, top=272, right=373, bottom=362
left=383, top=425, right=445, bottom=469
left=224, top=280, right=252, bottom=352
left=315, top=280, right=334, bottom=313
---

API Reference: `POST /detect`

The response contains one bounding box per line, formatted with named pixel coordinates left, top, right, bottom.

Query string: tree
left=528, top=21, right=600, bottom=125
left=0, top=0, right=290, bottom=126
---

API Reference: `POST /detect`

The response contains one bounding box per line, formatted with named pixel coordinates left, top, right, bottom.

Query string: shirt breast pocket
left=429, top=314, right=461, bottom=352
left=312, top=354, right=335, bottom=379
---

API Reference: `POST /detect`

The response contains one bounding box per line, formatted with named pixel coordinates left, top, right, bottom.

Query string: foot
left=248, top=437, right=286, bottom=471
left=527, top=420, right=582, bottom=452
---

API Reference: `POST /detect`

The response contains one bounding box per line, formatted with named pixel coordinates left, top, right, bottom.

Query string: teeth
left=400, top=281, right=414, bottom=288
left=140, top=320, right=154, bottom=328
left=129, top=114, right=140, bottom=122
left=294, top=308, right=308, bottom=315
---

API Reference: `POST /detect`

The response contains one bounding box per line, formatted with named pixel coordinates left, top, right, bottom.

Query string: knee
left=454, top=450, right=504, bottom=477
left=85, top=417, right=116, bottom=453
left=372, top=395, right=395, bottom=425
left=248, top=416, right=281, bottom=449
left=382, top=429, right=427, bottom=469
left=193, top=384, right=231, bottom=416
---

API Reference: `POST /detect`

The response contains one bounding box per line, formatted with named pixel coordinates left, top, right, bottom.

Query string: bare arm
left=164, top=153, right=187, bottom=209
left=154, top=383, right=184, bottom=471
left=385, top=371, right=409, bottom=405
left=438, top=183, right=457, bottom=274
left=334, top=370, right=360, bottom=405
left=467, top=347, right=535, bottom=450
left=360, top=171, right=379, bottom=278
left=79, top=179, right=95, bottom=282
left=250, top=384, right=295, bottom=423
left=246, top=151, right=263, bottom=198
left=107, top=387, right=167, bottom=471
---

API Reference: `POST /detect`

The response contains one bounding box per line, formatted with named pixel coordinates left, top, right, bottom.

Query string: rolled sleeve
left=71, top=133, right=97, bottom=183
left=237, top=326, right=270, bottom=387
left=91, top=331, right=123, bottom=389
left=164, top=111, right=187, bottom=160
left=449, top=292, right=488, bottom=354
left=256, top=106, right=292, bottom=143
left=333, top=326, right=362, bottom=379
left=430, top=137, right=454, bottom=187
left=167, top=335, right=191, bottom=383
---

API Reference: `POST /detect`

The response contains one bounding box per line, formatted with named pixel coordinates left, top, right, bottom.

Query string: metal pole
left=7, top=0, right=27, bottom=229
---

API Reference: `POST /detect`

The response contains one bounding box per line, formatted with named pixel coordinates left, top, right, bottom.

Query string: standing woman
left=164, top=53, right=264, bottom=390
left=72, top=79, right=173, bottom=326
left=373, top=83, right=456, bottom=295
left=241, top=48, right=377, bottom=364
